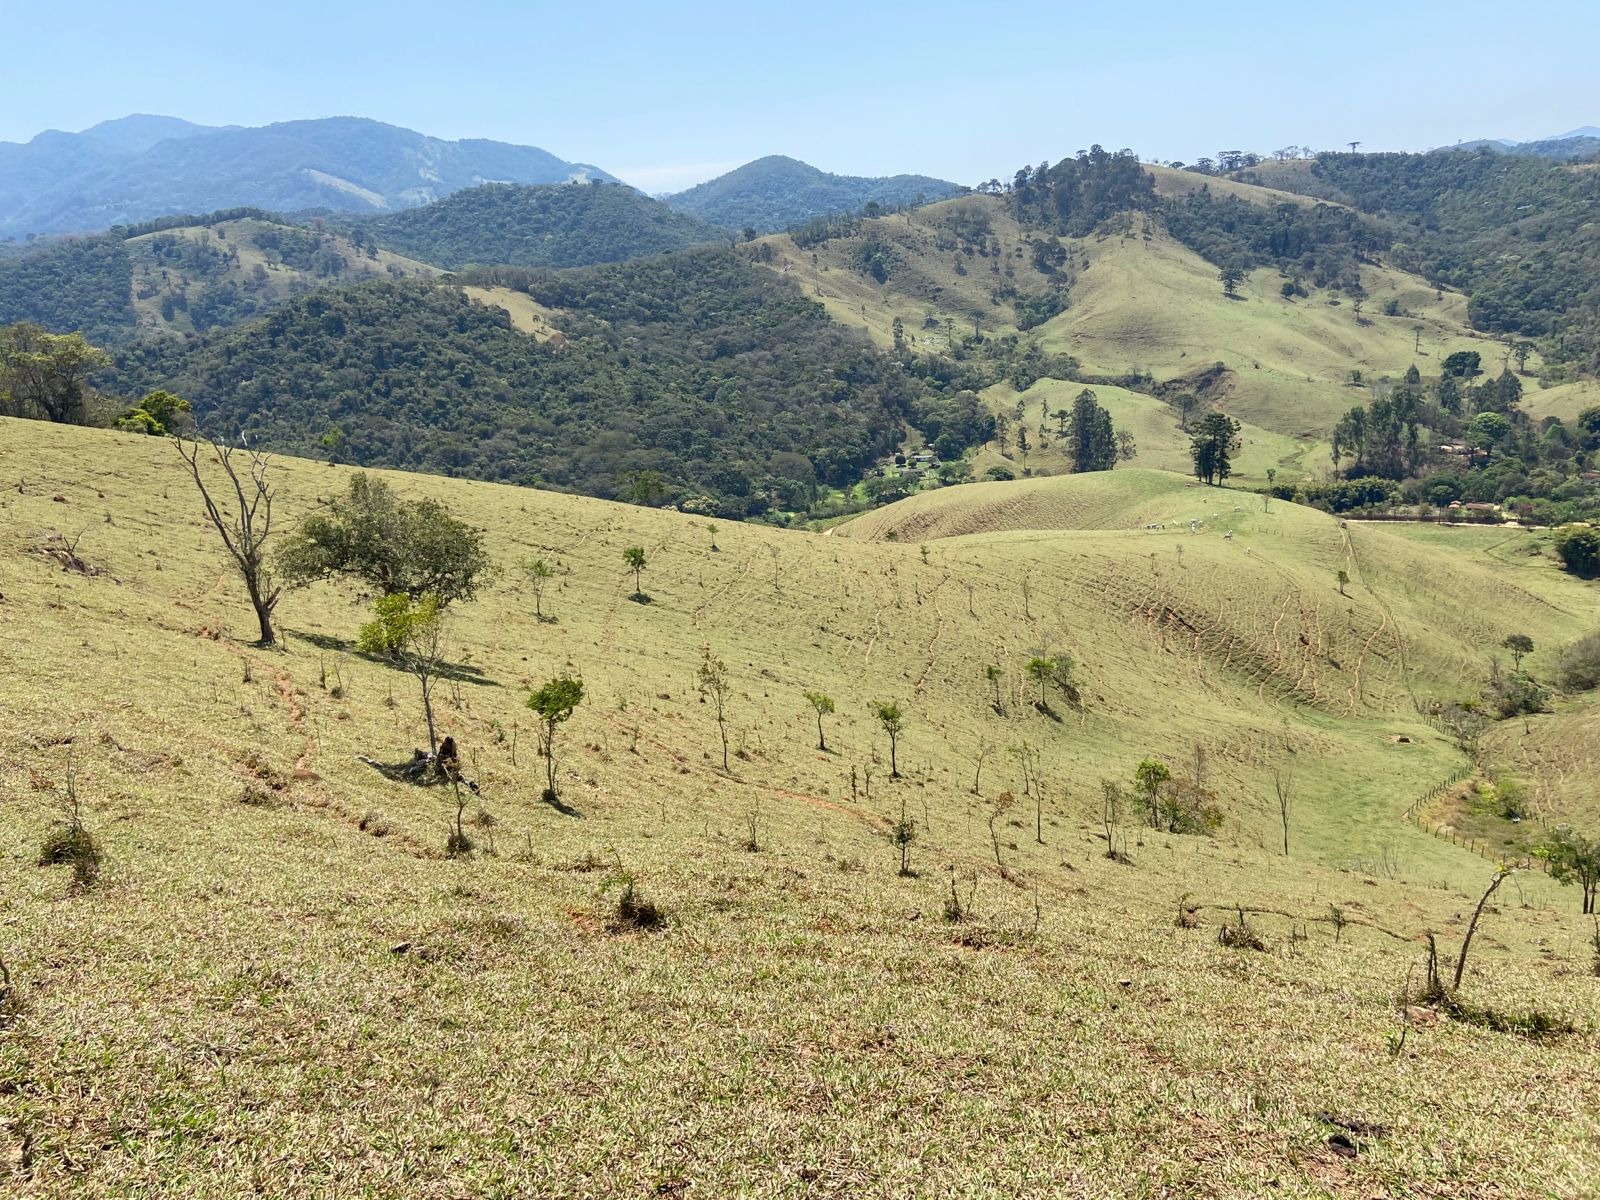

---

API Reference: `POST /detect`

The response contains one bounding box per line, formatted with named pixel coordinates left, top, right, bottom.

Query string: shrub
left=1553, top=525, right=1600, bottom=578
left=1556, top=631, right=1600, bottom=692
left=1218, top=908, right=1266, bottom=951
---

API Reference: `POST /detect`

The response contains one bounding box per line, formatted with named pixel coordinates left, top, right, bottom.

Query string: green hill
left=757, top=185, right=1499, bottom=444
left=3, top=420, right=1598, bottom=1195
left=666, top=155, right=964, bottom=233
left=358, top=182, right=728, bottom=269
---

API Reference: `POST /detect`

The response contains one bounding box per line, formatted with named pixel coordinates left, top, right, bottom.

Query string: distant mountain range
left=0, top=115, right=616, bottom=239
left=665, top=156, right=964, bottom=233
left=1452, top=125, right=1600, bottom=160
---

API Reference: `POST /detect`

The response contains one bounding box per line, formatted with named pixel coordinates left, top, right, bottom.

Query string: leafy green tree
left=1064, top=388, right=1117, bottom=472
left=1501, top=634, right=1534, bottom=669
left=0, top=323, right=110, bottom=424
left=1133, top=759, right=1171, bottom=828
left=520, top=556, right=556, bottom=622
left=1535, top=827, right=1600, bottom=914
left=623, top=546, right=647, bottom=597
left=1218, top=265, right=1244, bottom=298
left=1025, top=657, right=1057, bottom=704
left=1465, top=411, right=1510, bottom=463
left=803, top=690, right=835, bottom=751
left=1336, top=569, right=1350, bottom=596
left=1442, top=350, right=1481, bottom=378
left=526, top=674, right=584, bottom=804
left=1190, top=412, right=1242, bottom=485
left=358, top=594, right=448, bottom=755
left=115, top=389, right=190, bottom=436
left=1577, top=406, right=1600, bottom=451
left=277, top=474, right=490, bottom=606
left=874, top=701, right=905, bottom=778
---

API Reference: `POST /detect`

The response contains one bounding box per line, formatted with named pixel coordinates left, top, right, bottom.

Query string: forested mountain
left=666, top=156, right=963, bottom=233
left=0, top=209, right=433, bottom=343
left=0, top=116, right=616, bottom=238
left=356, top=182, right=727, bottom=269
left=107, top=251, right=997, bottom=515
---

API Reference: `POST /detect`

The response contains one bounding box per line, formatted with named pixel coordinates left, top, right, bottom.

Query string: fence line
left=1400, top=767, right=1549, bottom=873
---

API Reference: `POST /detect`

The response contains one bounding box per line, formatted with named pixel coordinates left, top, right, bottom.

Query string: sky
left=4, top=0, right=1597, bottom=192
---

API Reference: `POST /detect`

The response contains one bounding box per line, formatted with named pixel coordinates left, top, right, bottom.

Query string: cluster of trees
left=1163, top=193, right=1385, bottom=295
left=1313, top=356, right=1600, bottom=542
left=1007, top=147, right=1157, bottom=237
left=1058, top=388, right=1134, bottom=473
left=1190, top=412, right=1242, bottom=485
left=0, top=322, right=111, bottom=424
left=357, top=181, right=725, bottom=270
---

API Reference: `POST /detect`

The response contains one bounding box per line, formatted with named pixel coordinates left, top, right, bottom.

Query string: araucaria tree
left=1064, top=388, right=1118, bottom=473
left=276, top=473, right=490, bottom=606
left=174, top=433, right=281, bottom=645
left=697, top=648, right=734, bottom=771
left=874, top=701, right=905, bottom=778
left=1190, top=412, right=1242, bottom=486
left=803, top=690, right=835, bottom=751
left=526, top=674, right=585, bottom=804
left=358, top=594, right=449, bottom=755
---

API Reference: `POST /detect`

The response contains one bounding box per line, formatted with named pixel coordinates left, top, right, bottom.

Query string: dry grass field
left=2, top=420, right=1599, bottom=1198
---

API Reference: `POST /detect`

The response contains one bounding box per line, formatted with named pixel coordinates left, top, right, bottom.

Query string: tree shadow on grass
left=541, top=787, right=583, bottom=818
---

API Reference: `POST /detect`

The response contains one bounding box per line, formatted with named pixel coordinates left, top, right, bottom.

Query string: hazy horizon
left=5, top=0, right=1596, bottom=193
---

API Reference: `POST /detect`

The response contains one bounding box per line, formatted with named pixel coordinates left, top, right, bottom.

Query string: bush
left=1553, top=525, right=1600, bottom=578
left=1556, top=631, right=1600, bottom=691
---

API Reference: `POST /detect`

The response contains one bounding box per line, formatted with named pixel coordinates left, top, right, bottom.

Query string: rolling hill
left=755, top=184, right=1504, bottom=448
left=355, top=181, right=728, bottom=269
left=2, top=419, right=1597, bottom=1195
left=666, top=155, right=964, bottom=233
left=0, top=115, right=616, bottom=238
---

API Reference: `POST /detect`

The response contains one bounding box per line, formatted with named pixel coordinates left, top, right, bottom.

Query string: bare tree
left=1453, top=867, right=1513, bottom=992
left=1271, top=763, right=1295, bottom=855
left=174, top=434, right=280, bottom=645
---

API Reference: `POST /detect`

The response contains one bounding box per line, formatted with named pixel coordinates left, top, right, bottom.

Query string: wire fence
left=1401, top=766, right=1550, bottom=873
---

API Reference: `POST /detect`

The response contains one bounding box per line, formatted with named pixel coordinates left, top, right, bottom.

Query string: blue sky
left=5, top=1, right=1596, bottom=191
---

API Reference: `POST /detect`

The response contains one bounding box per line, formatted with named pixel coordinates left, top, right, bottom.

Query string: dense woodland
left=355, top=182, right=726, bottom=269
left=108, top=252, right=1001, bottom=517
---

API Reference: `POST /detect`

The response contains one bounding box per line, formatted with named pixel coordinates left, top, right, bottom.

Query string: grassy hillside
left=666, top=155, right=964, bottom=234
left=358, top=181, right=727, bottom=269
left=2, top=421, right=1598, bottom=1195
left=760, top=190, right=1511, bottom=438
left=974, top=379, right=1322, bottom=486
